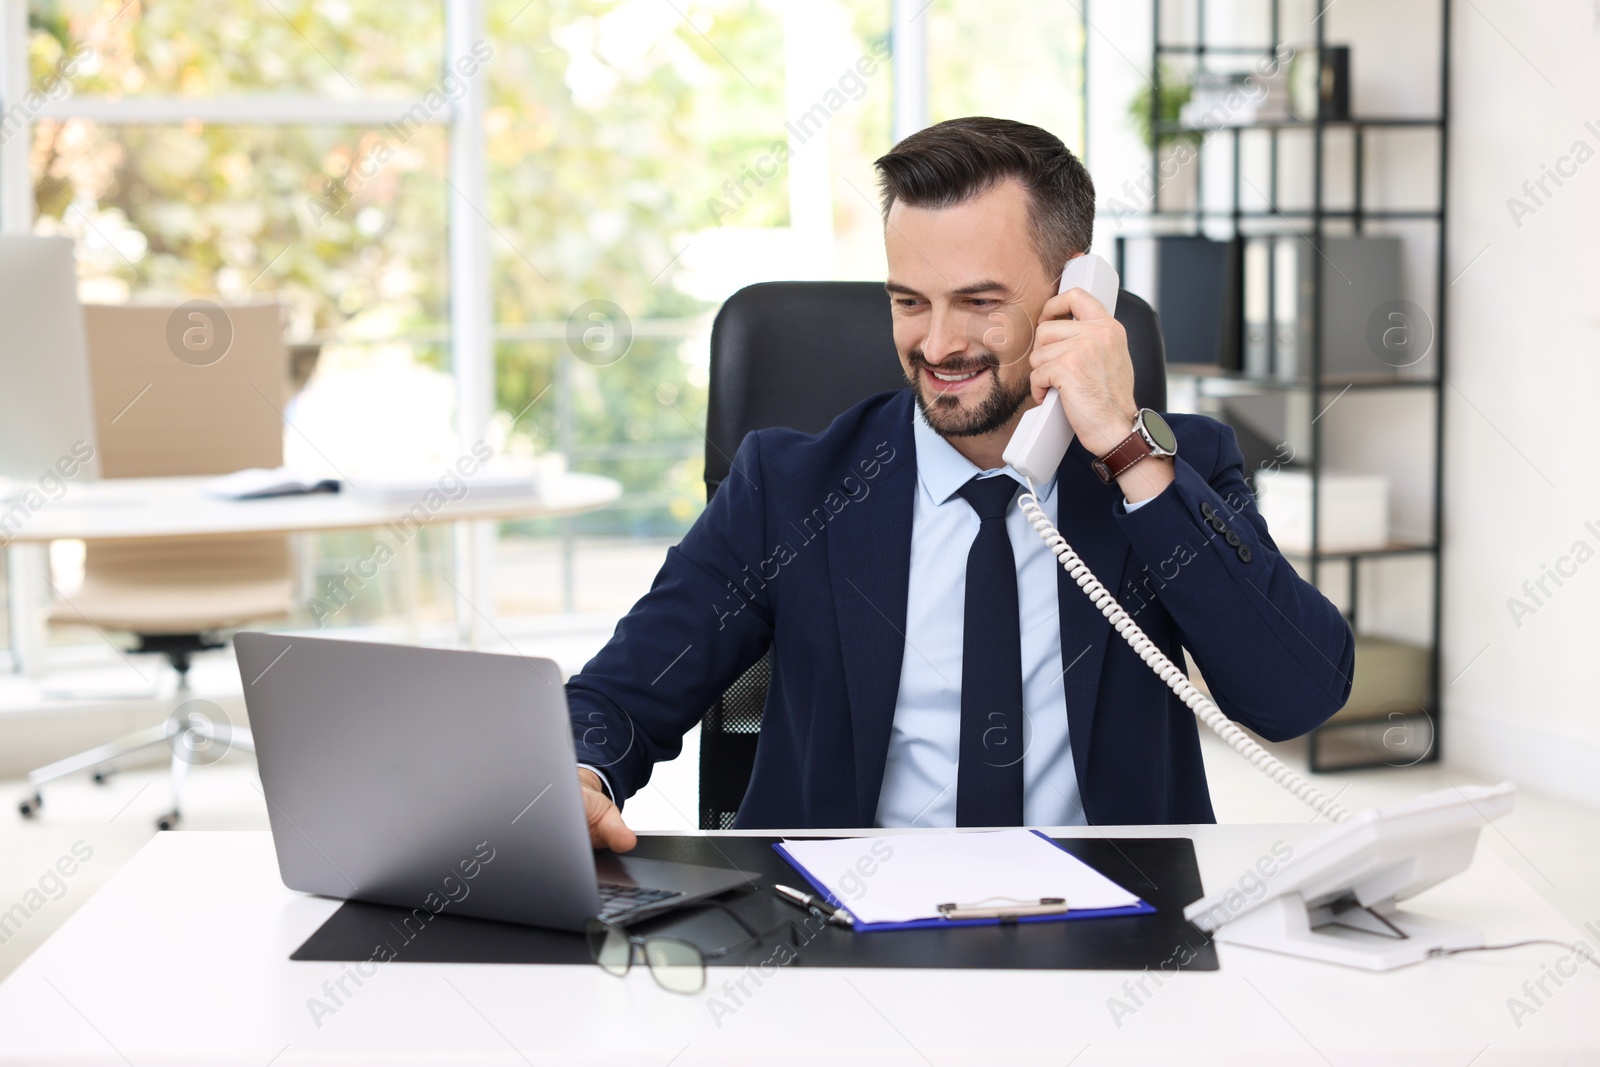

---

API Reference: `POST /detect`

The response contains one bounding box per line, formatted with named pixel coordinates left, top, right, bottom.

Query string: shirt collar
left=911, top=403, right=1059, bottom=507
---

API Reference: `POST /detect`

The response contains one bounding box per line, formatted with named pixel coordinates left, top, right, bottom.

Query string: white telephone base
left=1184, top=782, right=1515, bottom=972
left=1211, top=894, right=1483, bottom=971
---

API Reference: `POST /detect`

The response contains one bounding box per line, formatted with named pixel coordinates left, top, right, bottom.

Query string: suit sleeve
left=565, top=432, right=776, bottom=804
left=1112, top=422, right=1355, bottom=741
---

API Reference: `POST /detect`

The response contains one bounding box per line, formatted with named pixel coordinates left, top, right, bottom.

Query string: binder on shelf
left=1118, top=235, right=1243, bottom=371
left=1267, top=235, right=1404, bottom=382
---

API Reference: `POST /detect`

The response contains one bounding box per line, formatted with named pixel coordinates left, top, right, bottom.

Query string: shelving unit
left=1117, top=0, right=1451, bottom=771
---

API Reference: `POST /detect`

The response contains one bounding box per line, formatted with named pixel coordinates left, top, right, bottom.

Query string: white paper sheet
left=778, top=829, right=1142, bottom=925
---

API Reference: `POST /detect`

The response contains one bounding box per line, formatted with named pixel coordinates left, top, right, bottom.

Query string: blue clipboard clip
left=936, top=896, right=1070, bottom=922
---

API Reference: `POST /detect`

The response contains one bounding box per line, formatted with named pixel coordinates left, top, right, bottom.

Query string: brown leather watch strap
left=1092, top=428, right=1153, bottom=485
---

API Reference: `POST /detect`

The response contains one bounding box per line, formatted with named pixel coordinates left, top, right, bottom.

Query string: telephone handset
left=1001, top=253, right=1121, bottom=484
left=1001, top=254, right=1352, bottom=823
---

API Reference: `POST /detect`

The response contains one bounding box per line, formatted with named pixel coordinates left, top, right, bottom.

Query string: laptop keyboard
left=597, top=882, right=683, bottom=922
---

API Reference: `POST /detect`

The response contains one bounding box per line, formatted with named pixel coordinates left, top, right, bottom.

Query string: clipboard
left=772, top=829, right=1157, bottom=932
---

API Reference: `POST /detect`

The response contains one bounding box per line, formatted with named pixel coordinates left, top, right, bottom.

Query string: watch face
left=1139, top=409, right=1178, bottom=454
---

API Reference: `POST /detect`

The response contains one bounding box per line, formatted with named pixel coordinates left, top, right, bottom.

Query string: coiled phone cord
left=1017, top=488, right=1352, bottom=824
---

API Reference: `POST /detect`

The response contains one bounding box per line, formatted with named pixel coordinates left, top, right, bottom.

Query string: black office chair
left=698, top=280, right=1169, bottom=829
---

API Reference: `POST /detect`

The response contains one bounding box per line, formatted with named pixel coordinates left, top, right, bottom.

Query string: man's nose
left=921, top=305, right=971, bottom=364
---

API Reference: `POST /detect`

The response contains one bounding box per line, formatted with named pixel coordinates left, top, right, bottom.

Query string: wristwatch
left=1093, top=408, right=1178, bottom=484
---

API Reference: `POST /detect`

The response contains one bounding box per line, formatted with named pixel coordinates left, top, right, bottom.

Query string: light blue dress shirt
left=872, top=407, right=1149, bottom=828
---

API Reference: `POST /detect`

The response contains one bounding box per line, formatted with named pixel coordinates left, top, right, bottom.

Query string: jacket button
left=1225, top=531, right=1242, bottom=547
left=1199, top=502, right=1215, bottom=520
left=1209, top=517, right=1227, bottom=534
left=1237, top=545, right=1253, bottom=563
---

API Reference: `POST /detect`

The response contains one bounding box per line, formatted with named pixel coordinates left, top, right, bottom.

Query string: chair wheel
left=91, top=767, right=117, bottom=785
left=18, top=793, right=41, bottom=818
left=156, top=811, right=180, bottom=831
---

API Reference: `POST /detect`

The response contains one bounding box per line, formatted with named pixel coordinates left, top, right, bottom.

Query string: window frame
left=0, top=0, right=945, bottom=661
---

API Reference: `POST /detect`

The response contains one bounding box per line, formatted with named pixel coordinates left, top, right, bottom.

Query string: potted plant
left=1125, top=64, right=1201, bottom=212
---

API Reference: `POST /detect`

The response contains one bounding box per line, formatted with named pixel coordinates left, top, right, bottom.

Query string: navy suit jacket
left=568, top=389, right=1354, bottom=826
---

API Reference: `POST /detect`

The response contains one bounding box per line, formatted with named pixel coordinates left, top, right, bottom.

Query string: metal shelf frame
left=1115, top=0, right=1451, bottom=772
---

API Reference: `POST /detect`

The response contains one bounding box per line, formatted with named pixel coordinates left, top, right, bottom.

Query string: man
left=571, top=117, right=1353, bottom=851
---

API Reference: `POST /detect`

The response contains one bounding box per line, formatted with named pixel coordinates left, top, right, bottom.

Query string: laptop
left=234, top=632, right=755, bottom=932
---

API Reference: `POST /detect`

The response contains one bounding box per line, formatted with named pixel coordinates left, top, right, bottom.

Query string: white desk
left=0, top=825, right=1594, bottom=1065
left=3, top=472, right=621, bottom=675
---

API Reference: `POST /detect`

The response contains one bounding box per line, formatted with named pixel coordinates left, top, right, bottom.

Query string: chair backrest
left=85, top=303, right=287, bottom=478
left=704, top=281, right=909, bottom=498
left=74, top=303, right=294, bottom=632
left=697, top=281, right=1169, bottom=828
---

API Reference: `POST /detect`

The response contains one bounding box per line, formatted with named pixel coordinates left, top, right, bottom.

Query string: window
left=2, top=0, right=1084, bottom=656
left=927, top=0, right=1086, bottom=153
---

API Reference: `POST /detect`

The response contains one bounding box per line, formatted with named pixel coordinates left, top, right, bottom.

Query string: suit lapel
left=1053, top=437, right=1133, bottom=819
left=828, top=392, right=917, bottom=826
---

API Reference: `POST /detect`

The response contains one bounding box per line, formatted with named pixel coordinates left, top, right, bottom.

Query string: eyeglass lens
left=586, top=919, right=632, bottom=977
left=642, top=938, right=705, bottom=994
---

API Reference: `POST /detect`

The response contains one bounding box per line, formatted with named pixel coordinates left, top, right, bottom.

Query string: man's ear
left=1034, top=255, right=1062, bottom=299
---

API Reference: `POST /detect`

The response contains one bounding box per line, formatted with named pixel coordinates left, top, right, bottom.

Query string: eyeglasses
left=585, top=901, right=801, bottom=994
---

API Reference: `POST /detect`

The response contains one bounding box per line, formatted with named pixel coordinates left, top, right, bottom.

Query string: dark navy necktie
left=954, top=474, right=1026, bottom=827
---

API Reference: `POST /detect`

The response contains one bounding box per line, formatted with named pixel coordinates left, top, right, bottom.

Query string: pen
left=774, top=884, right=854, bottom=927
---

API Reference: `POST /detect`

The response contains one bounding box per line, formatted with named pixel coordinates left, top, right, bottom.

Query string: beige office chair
left=21, top=303, right=297, bottom=830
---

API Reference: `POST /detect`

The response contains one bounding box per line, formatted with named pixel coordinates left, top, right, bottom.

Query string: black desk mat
left=291, top=835, right=1217, bottom=972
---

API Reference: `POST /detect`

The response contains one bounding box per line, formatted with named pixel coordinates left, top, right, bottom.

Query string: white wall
left=1440, top=0, right=1600, bottom=806
left=1085, top=0, right=1600, bottom=807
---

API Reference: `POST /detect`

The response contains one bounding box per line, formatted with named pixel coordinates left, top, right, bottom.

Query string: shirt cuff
left=577, top=764, right=616, bottom=805
left=1124, top=495, right=1153, bottom=513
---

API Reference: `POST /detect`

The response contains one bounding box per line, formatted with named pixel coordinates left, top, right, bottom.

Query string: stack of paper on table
left=774, top=828, right=1148, bottom=929
left=346, top=462, right=540, bottom=505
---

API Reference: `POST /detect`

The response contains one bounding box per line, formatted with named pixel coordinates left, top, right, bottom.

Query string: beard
left=904, top=349, right=1032, bottom=439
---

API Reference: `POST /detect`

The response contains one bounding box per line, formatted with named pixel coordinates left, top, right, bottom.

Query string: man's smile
left=921, top=363, right=992, bottom=394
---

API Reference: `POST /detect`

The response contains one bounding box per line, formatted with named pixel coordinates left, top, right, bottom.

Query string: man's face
left=884, top=178, right=1057, bottom=441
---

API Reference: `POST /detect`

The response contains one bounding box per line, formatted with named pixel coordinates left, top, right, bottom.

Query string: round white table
left=3, top=471, right=622, bottom=674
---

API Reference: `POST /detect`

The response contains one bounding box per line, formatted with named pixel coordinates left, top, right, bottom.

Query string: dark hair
left=873, top=116, right=1095, bottom=278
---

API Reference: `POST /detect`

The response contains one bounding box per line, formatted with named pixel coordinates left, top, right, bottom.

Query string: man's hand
left=579, top=767, right=637, bottom=853
left=1027, top=286, right=1137, bottom=458
left=1028, top=286, right=1174, bottom=503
